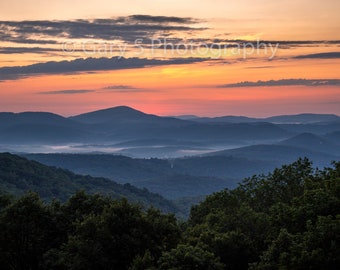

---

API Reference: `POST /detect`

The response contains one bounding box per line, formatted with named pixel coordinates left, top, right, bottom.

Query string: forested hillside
left=0, top=158, right=338, bottom=269
left=0, top=153, right=180, bottom=214
left=22, top=153, right=275, bottom=198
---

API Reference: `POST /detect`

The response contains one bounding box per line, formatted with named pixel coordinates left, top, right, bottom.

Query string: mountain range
left=1, top=106, right=339, bottom=154
left=187, top=113, right=340, bottom=124
left=1, top=106, right=339, bottom=201
left=1, top=106, right=296, bottom=147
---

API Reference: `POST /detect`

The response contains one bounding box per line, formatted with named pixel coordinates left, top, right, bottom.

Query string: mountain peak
left=88, top=106, right=145, bottom=115
left=104, top=105, right=138, bottom=111
left=69, top=106, right=149, bottom=124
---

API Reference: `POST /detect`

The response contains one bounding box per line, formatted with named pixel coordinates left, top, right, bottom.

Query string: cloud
left=101, top=84, right=154, bottom=93
left=1, top=15, right=338, bottom=57
left=128, top=15, right=200, bottom=24
left=38, top=90, right=95, bottom=95
left=147, top=39, right=340, bottom=53
left=2, top=16, right=338, bottom=47
left=197, top=39, right=325, bottom=44
left=0, top=47, right=61, bottom=54
left=244, top=66, right=275, bottom=69
left=231, top=40, right=340, bottom=45
left=103, top=85, right=136, bottom=90
left=0, top=56, right=208, bottom=81
left=294, top=52, right=340, bottom=59
left=0, top=15, right=205, bottom=46
left=217, top=79, right=340, bottom=88
left=215, top=40, right=340, bottom=50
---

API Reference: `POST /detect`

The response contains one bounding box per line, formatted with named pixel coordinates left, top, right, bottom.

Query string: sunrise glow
left=0, top=0, right=339, bottom=116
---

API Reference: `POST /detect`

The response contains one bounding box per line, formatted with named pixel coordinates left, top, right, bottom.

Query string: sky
left=0, top=0, right=339, bottom=117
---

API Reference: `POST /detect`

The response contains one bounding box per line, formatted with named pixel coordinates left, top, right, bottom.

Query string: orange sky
left=0, top=0, right=339, bottom=116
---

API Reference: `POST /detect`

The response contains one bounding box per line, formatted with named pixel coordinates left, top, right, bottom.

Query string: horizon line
left=1, top=105, right=339, bottom=119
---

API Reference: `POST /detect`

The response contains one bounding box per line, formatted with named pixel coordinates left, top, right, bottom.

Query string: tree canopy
left=0, top=158, right=339, bottom=269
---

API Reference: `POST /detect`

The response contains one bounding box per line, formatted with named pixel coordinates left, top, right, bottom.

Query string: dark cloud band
left=38, top=90, right=95, bottom=95
left=294, top=52, right=340, bottom=59
left=217, top=79, right=340, bottom=88
left=0, top=56, right=207, bottom=81
left=0, top=15, right=204, bottom=46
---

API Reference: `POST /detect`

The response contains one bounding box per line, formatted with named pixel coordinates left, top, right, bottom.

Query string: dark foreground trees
left=0, top=191, right=181, bottom=270
left=187, top=158, right=340, bottom=269
left=0, top=158, right=339, bottom=269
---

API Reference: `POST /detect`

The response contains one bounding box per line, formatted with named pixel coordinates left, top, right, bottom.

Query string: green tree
left=129, top=250, right=157, bottom=270
left=0, top=192, right=57, bottom=270
left=158, top=244, right=224, bottom=270
left=57, top=198, right=181, bottom=270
